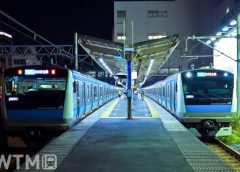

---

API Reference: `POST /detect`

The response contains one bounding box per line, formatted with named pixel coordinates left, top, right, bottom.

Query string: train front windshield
left=182, top=70, right=233, bottom=105
left=4, top=67, right=67, bottom=109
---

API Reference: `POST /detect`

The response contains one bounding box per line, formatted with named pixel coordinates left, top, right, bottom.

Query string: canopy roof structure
left=77, top=34, right=180, bottom=84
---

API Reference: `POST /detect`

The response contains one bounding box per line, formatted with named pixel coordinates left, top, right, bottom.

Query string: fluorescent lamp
left=229, top=19, right=237, bottom=26
left=210, top=37, right=216, bottom=41
left=99, top=58, right=113, bottom=75
left=206, top=40, right=211, bottom=44
left=222, top=26, right=229, bottom=32
left=0, top=31, right=12, bottom=38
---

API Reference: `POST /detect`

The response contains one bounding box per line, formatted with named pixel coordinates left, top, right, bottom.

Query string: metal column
left=127, top=59, right=132, bottom=119
left=237, top=15, right=240, bottom=116
left=74, top=33, right=78, bottom=71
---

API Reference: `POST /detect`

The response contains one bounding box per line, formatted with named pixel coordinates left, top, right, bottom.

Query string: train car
left=144, top=68, right=234, bottom=137
left=1, top=65, right=119, bottom=144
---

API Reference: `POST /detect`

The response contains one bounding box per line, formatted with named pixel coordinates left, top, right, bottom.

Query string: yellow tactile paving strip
left=144, top=98, right=160, bottom=118
left=101, top=99, right=120, bottom=118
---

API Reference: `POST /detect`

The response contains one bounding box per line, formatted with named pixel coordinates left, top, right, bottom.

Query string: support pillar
left=127, top=59, right=132, bottom=119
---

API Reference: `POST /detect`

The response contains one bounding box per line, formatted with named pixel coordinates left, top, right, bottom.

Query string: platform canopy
left=77, top=34, right=180, bottom=84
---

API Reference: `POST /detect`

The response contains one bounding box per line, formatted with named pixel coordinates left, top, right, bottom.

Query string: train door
left=92, top=85, right=97, bottom=109
left=76, top=81, right=80, bottom=118
left=162, top=86, right=165, bottom=106
left=103, top=87, right=106, bottom=103
left=89, top=84, right=92, bottom=110
left=170, top=83, right=174, bottom=111
left=167, top=84, right=170, bottom=108
left=174, top=82, right=177, bottom=112
left=79, top=82, right=85, bottom=116
left=86, top=84, right=90, bottom=113
left=97, top=85, right=99, bottom=106
left=99, top=86, right=103, bottom=105
left=169, top=83, right=172, bottom=110
left=82, top=82, right=86, bottom=115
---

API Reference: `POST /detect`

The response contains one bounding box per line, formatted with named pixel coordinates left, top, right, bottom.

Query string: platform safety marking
left=106, top=116, right=152, bottom=119
left=144, top=99, right=160, bottom=118
left=101, top=98, right=120, bottom=118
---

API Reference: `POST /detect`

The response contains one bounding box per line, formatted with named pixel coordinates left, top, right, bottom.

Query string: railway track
left=204, top=139, right=240, bottom=171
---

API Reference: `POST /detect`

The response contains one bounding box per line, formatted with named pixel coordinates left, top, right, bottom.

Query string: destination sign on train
left=196, top=72, right=217, bottom=77
left=24, top=69, right=49, bottom=75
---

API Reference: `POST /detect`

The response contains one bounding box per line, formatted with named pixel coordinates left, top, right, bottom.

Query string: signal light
left=51, top=69, right=56, bottom=75
left=18, top=69, right=23, bottom=75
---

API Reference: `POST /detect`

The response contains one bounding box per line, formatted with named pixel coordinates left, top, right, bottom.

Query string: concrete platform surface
left=57, top=118, right=193, bottom=172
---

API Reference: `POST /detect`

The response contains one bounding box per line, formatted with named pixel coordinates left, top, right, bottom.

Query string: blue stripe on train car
left=7, top=109, right=64, bottom=120
left=185, top=105, right=231, bottom=113
left=85, top=103, right=92, bottom=113
left=92, top=99, right=99, bottom=109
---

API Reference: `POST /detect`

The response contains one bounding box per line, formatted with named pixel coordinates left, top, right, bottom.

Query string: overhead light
left=222, top=26, right=229, bottom=32
left=0, top=31, right=12, bottom=38
left=146, top=59, right=154, bottom=76
left=99, top=58, right=113, bottom=75
left=139, top=60, right=154, bottom=87
left=216, top=32, right=222, bottom=36
left=206, top=40, right=211, bottom=44
left=210, top=37, right=216, bottom=41
left=229, top=19, right=237, bottom=26
left=99, top=58, right=104, bottom=63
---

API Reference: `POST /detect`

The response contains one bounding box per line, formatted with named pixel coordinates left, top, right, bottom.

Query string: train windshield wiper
left=209, top=94, right=228, bottom=100
left=197, top=93, right=213, bottom=99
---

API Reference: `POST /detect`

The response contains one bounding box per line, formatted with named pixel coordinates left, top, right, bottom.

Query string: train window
left=4, top=77, right=67, bottom=109
left=80, top=83, right=84, bottom=103
left=5, top=76, right=66, bottom=96
left=182, top=73, right=233, bottom=105
left=73, top=81, right=76, bottom=93
left=94, top=86, right=97, bottom=99
left=87, top=85, right=90, bottom=100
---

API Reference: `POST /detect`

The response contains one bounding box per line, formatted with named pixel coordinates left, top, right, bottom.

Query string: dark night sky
left=0, top=0, right=114, bottom=44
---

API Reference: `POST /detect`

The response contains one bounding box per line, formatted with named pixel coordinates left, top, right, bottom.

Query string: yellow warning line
left=145, top=98, right=160, bottom=118
left=101, top=99, right=120, bottom=118
left=107, top=116, right=152, bottom=119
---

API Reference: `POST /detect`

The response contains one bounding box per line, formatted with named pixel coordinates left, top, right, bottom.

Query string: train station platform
left=21, top=95, right=234, bottom=171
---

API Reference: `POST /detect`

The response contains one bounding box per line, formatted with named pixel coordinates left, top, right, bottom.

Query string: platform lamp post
left=237, top=14, right=240, bottom=116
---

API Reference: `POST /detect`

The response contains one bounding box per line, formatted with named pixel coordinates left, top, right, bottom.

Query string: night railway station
left=0, top=0, right=240, bottom=171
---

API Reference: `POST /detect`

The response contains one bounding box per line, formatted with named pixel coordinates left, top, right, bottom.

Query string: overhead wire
left=0, top=18, right=44, bottom=45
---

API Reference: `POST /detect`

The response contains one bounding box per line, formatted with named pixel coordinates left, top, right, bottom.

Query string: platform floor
left=57, top=118, right=192, bottom=172
left=20, top=95, right=234, bottom=171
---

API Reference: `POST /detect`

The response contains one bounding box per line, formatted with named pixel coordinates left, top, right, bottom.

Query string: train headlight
left=224, top=72, right=228, bottom=77
left=186, top=72, right=192, bottom=78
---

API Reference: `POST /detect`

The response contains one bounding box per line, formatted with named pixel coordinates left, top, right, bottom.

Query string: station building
left=113, top=0, right=239, bottom=73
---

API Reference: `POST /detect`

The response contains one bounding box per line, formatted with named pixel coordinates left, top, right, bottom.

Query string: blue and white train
left=1, top=65, right=119, bottom=143
left=144, top=68, right=234, bottom=137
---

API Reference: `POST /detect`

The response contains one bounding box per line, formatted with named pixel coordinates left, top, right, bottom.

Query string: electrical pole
left=74, top=33, right=78, bottom=71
